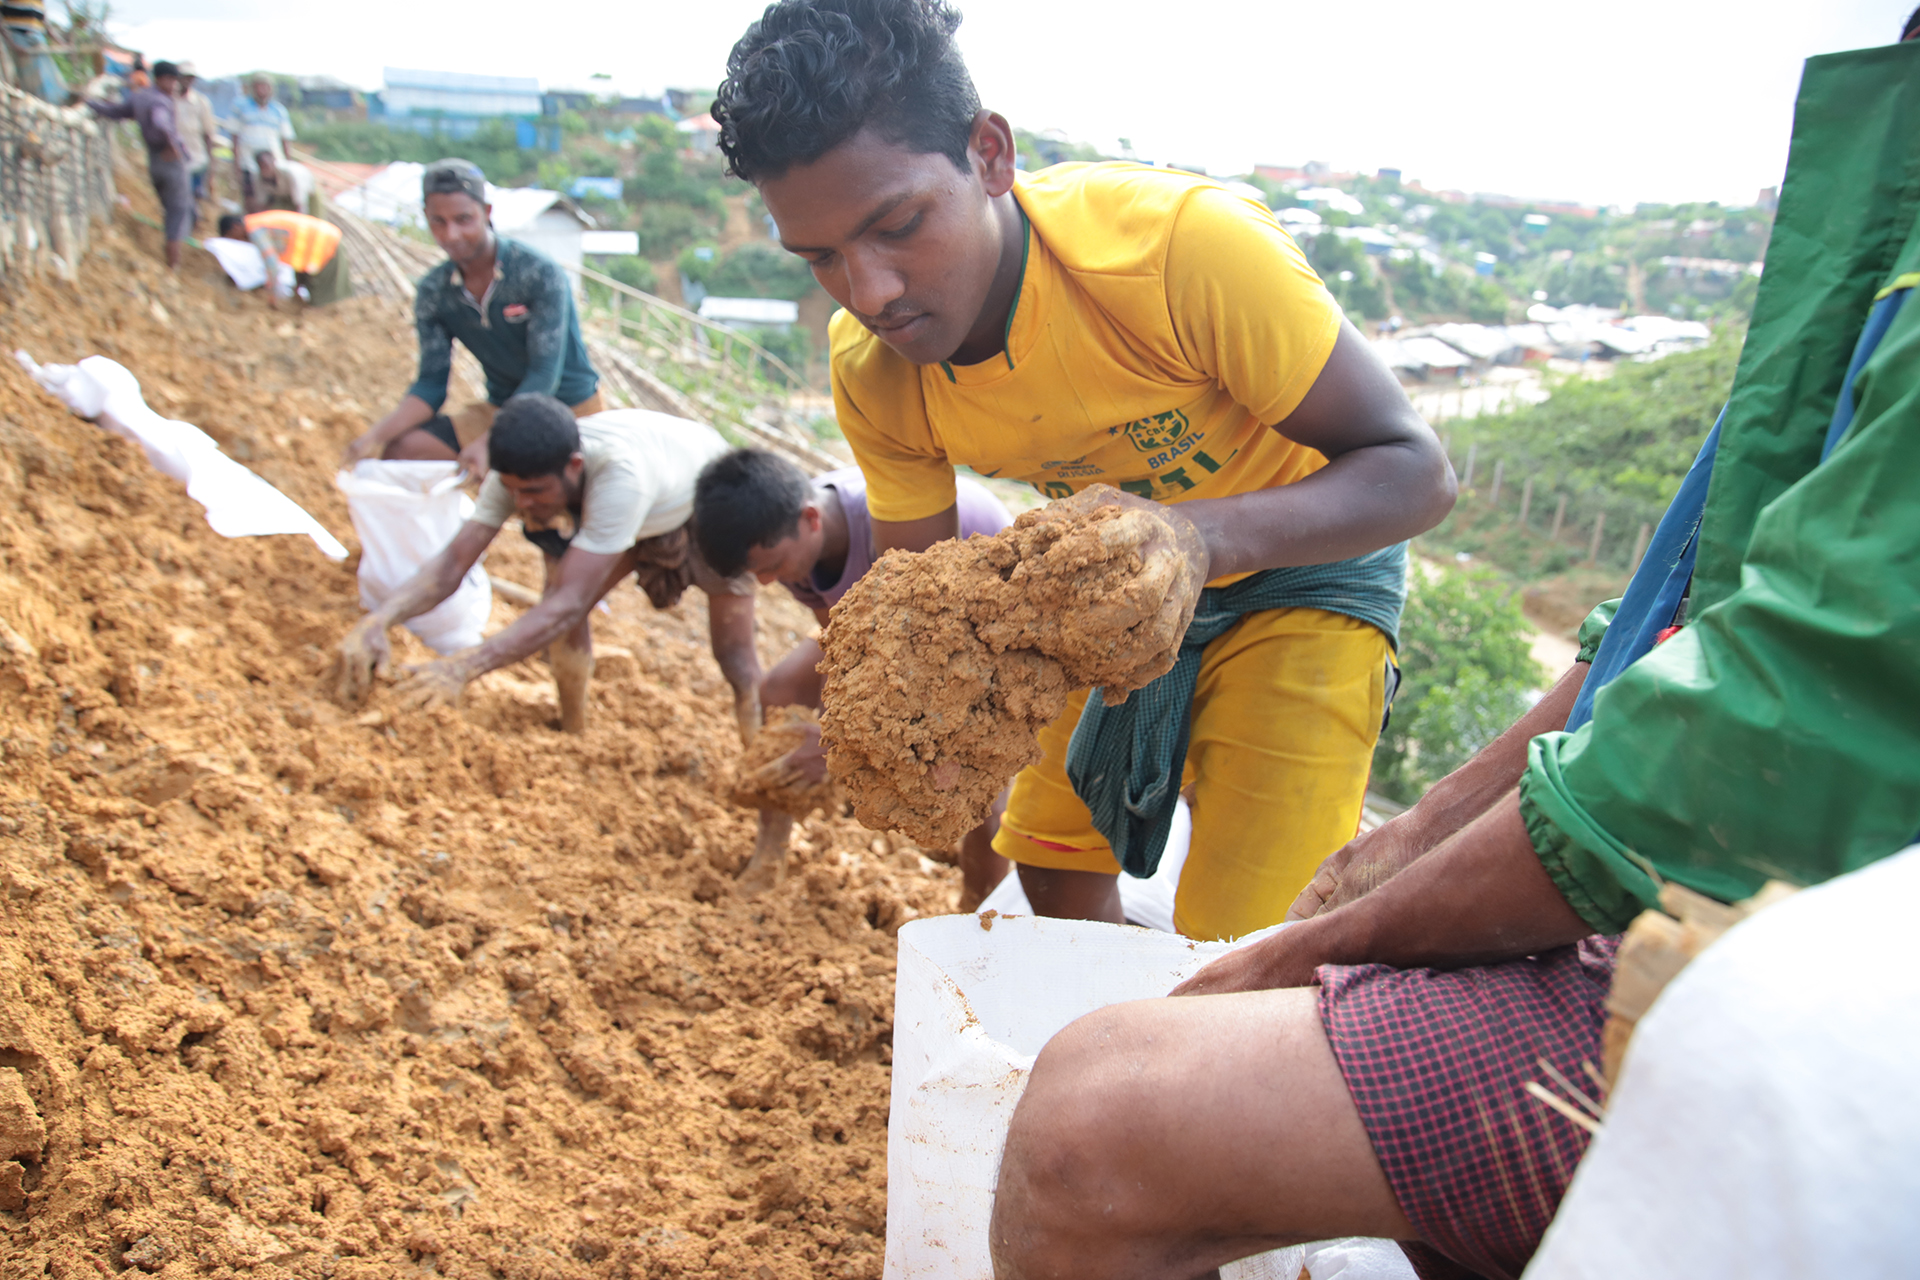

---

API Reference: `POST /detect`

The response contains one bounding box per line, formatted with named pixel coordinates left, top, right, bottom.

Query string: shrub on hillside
left=1373, top=567, right=1544, bottom=804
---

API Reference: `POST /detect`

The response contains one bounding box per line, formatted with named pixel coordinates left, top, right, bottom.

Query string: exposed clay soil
left=0, top=200, right=958, bottom=1278
left=818, top=499, right=1185, bottom=846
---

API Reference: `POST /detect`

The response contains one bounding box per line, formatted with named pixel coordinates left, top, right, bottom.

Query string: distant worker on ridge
left=216, top=210, right=346, bottom=308
left=85, top=59, right=193, bottom=270
left=171, top=61, right=219, bottom=208
left=341, top=158, right=604, bottom=483
left=226, top=73, right=293, bottom=206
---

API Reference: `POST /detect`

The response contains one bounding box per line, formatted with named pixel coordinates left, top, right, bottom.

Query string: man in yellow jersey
left=712, top=0, right=1455, bottom=942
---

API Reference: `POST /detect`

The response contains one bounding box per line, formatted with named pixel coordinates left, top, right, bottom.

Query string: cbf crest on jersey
left=1115, top=409, right=1191, bottom=452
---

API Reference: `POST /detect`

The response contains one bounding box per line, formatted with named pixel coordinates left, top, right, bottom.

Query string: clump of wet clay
left=728, top=706, right=841, bottom=816
left=819, top=489, right=1195, bottom=846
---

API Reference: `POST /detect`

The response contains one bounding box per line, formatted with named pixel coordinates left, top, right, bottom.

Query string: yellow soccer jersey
left=829, top=162, right=1344, bottom=524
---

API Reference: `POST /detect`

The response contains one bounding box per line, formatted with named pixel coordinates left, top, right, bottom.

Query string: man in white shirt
left=336, top=395, right=762, bottom=737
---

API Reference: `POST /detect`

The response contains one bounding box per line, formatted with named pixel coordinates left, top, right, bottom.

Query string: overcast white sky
left=111, top=0, right=1907, bottom=208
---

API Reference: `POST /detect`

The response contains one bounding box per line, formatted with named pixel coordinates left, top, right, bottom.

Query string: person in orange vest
left=216, top=210, right=347, bottom=308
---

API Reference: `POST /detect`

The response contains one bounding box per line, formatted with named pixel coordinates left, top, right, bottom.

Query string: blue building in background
left=370, top=67, right=561, bottom=151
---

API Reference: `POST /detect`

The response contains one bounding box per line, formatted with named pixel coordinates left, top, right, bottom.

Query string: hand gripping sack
left=888, top=914, right=1310, bottom=1280
left=335, top=461, right=491, bottom=654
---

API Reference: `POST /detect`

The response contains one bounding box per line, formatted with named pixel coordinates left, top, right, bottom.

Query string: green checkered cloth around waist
left=1064, top=542, right=1407, bottom=880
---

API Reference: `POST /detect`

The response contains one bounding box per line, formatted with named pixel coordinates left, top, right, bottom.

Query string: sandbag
left=335, top=461, right=491, bottom=655
left=888, top=913, right=1415, bottom=1280
left=15, top=351, right=348, bottom=560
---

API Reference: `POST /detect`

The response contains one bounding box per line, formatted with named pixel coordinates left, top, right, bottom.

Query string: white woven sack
left=335, top=460, right=490, bottom=655
left=887, top=914, right=1305, bottom=1280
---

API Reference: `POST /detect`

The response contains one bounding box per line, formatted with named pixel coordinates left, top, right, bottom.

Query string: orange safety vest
left=242, top=209, right=341, bottom=275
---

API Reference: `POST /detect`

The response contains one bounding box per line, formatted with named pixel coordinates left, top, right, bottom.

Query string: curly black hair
left=712, top=0, right=982, bottom=183
left=489, top=394, right=581, bottom=478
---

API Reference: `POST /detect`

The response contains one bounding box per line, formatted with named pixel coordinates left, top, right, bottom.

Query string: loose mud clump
left=728, top=707, right=841, bottom=817
left=818, top=494, right=1192, bottom=846
left=0, top=192, right=957, bottom=1279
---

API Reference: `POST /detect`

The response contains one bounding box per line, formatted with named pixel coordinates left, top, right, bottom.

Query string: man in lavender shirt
left=694, top=449, right=1014, bottom=903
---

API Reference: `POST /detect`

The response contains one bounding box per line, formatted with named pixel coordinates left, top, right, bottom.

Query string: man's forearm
left=1275, top=798, right=1592, bottom=985
left=1181, top=435, right=1454, bottom=579
left=1392, top=661, right=1589, bottom=852
left=460, top=591, right=593, bottom=678
left=371, top=553, right=469, bottom=630
left=708, top=594, right=763, bottom=694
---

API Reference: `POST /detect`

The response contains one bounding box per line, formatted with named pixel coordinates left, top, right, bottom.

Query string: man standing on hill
left=227, top=73, right=293, bottom=205
left=712, top=0, right=1453, bottom=940
left=86, top=60, right=192, bottom=270
left=341, top=159, right=604, bottom=482
left=171, top=61, right=219, bottom=208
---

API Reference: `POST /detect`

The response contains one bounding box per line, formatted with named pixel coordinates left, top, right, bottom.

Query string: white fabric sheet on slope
left=15, top=352, right=346, bottom=560
left=336, top=461, right=490, bottom=655
left=1525, top=843, right=1920, bottom=1280
left=888, top=911, right=1415, bottom=1280
left=975, top=797, right=1192, bottom=934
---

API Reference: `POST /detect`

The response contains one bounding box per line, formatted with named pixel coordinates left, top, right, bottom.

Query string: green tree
left=584, top=255, right=658, bottom=307
left=1373, top=568, right=1545, bottom=803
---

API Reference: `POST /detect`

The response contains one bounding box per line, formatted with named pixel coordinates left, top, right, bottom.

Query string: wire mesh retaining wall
left=0, top=81, right=114, bottom=281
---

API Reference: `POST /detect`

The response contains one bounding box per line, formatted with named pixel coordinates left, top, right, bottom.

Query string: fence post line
left=1489, top=459, right=1504, bottom=507
left=1588, top=510, right=1607, bottom=563
left=1630, top=522, right=1652, bottom=572
left=1463, top=442, right=1477, bottom=490
left=1518, top=476, right=1534, bottom=528
left=1550, top=494, right=1568, bottom=543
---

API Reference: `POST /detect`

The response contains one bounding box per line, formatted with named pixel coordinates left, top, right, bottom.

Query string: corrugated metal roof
left=699, top=297, right=799, bottom=325
left=383, top=67, right=539, bottom=94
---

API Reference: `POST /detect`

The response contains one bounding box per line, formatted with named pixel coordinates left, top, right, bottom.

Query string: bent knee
left=994, top=1006, right=1169, bottom=1267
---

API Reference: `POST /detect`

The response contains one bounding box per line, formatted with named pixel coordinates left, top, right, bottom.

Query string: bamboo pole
left=1550, top=494, right=1568, bottom=543
left=1589, top=511, right=1607, bottom=563
left=1463, top=442, right=1477, bottom=490
left=1630, top=522, right=1652, bottom=572
left=1489, top=459, right=1504, bottom=507
left=1518, top=476, right=1534, bottom=528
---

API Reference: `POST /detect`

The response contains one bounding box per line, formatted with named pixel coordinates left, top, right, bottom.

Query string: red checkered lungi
left=1317, top=936, right=1619, bottom=1280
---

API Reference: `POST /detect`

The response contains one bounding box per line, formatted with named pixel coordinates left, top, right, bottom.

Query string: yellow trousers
left=992, top=607, right=1390, bottom=941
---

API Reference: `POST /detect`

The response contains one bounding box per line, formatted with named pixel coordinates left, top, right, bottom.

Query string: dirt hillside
left=0, top=203, right=957, bottom=1279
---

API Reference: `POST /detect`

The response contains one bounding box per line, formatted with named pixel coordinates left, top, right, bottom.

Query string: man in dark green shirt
left=989, top=34, right=1920, bottom=1280
left=342, top=159, right=603, bottom=480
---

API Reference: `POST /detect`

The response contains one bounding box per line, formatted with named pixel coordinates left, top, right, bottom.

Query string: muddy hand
left=1286, top=814, right=1429, bottom=921
left=456, top=433, right=490, bottom=484
left=339, top=431, right=381, bottom=471
left=335, top=615, right=392, bottom=706
left=1046, top=485, right=1208, bottom=700
left=749, top=722, right=828, bottom=791
left=392, top=658, right=471, bottom=712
